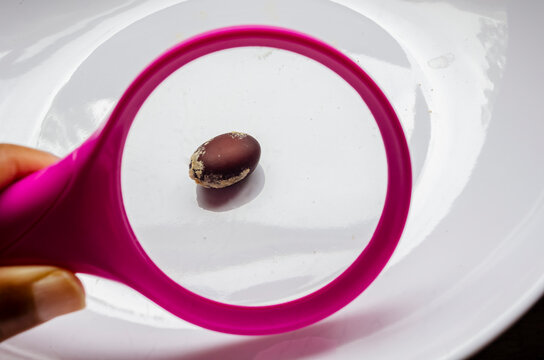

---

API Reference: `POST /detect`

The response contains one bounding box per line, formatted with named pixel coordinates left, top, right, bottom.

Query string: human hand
left=0, top=144, right=85, bottom=341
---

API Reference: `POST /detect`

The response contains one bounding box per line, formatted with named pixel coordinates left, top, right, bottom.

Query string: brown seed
left=189, top=132, right=261, bottom=188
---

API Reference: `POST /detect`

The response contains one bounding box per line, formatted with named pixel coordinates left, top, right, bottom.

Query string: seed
left=189, top=132, right=261, bottom=188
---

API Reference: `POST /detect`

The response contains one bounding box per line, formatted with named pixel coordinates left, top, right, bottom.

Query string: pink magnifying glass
left=0, top=26, right=411, bottom=335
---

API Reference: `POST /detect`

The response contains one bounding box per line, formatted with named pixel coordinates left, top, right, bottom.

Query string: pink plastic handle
left=0, top=26, right=411, bottom=335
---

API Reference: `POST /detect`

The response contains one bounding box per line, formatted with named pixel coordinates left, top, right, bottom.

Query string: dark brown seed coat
left=189, top=132, right=261, bottom=188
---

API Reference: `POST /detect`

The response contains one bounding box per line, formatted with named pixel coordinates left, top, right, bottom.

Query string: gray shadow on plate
left=152, top=304, right=407, bottom=360
left=196, top=165, right=265, bottom=212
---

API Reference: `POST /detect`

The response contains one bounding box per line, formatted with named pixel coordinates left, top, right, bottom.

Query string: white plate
left=1, top=0, right=543, bottom=359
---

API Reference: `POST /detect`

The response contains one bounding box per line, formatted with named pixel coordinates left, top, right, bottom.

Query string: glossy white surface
left=1, top=0, right=543, bottom=359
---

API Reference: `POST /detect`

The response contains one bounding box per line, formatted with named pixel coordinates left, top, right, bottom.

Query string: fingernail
left=32, top=270, right=85, bottom=323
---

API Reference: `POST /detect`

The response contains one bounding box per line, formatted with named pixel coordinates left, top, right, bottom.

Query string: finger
left=0, top=144, right=59, bottom=189
left=0, top=266, right=85, bottom=341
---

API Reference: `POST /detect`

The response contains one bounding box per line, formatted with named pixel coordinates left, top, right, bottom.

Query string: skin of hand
left=0, top=144, right=85, bottom=341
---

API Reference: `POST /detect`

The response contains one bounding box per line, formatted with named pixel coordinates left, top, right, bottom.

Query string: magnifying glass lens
left=121, top=47, right=387, bottom=306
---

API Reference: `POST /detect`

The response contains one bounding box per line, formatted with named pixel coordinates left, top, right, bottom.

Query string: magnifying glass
left=0, top=26, right=411, bottom=335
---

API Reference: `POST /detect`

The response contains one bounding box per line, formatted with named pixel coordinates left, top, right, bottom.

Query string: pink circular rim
left=102, top=25, right=412, bottom=335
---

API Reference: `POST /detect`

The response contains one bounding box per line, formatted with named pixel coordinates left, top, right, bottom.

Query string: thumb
left=0, top=266, right=85, bottom=341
